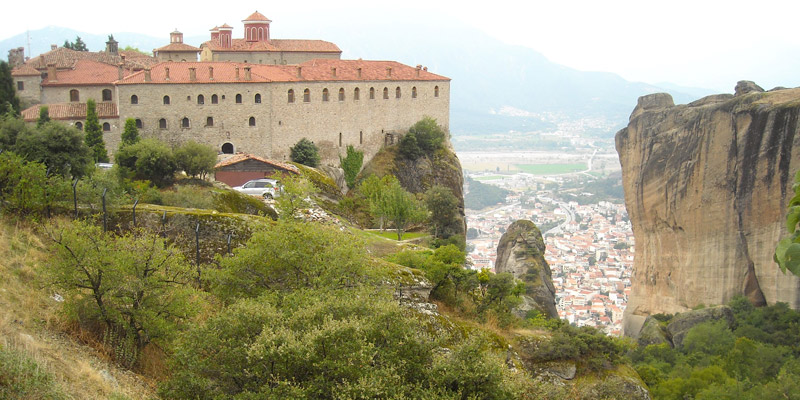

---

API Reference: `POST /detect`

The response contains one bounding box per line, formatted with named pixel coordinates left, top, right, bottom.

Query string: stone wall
left=42, top=85, right=115, bottom=104
left=15, top=75, right=42, bottom=106
left=203, top=50, right=339, bottom=65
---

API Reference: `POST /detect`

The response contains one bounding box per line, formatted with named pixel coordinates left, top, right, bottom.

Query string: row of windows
left=69, top=89, right=113, bottom=102
left=74, top=121, right=111, bottom=132
left=131, top=116, right=259, bottom=130
left=287, top=85, right=439, bottom=103
left=130, top=93, right=260, bottom=105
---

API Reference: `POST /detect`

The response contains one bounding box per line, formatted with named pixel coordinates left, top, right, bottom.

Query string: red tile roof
left=42, top=59, right=129, bottom=86
left=11, top=64, right=40, bottom=76
left=243, top=11, right=270, bottom=22
left=202, top=38, right=341, bottom=53
left=21, top=102, right=118, bottom=121
left=215, top=153, right=298, bottom=174
left=117, top=60, right=449, bottom=85
left=154, top=43, right=201, bottom=53
left=25, top=47, right=158, bottom=72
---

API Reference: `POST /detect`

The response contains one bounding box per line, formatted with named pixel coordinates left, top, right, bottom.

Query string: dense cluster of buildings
left=8, top=11, right=450, bottom=166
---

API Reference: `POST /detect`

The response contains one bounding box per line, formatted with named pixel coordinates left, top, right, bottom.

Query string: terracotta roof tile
left=11, top=64, right=40, bottom=76
left=154, top=43, right=201, bottom=53
left=202, top=38, right=341, bottom=53
left=243, top=11, right=271, bottom=22
left=25, top=47, right=158, bottom=72
left=215, top=153, right=299, bottom=174
left=117, top=60, right=449, bottom=85
left=21, top=102, right=118, bottom=121
left=42, top=59, right=129, bottom=86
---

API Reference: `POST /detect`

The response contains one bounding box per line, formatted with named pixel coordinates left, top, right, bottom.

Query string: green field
left=368, top=231, right=429, bottom=241
left=514, top=163, right=586, bottom=175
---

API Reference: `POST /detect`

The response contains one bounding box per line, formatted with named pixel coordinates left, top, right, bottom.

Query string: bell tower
left=242, top=11, right=271, bottom=42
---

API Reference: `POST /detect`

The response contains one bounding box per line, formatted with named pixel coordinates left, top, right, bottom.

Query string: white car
left=233, top=178, right=281, bottom=199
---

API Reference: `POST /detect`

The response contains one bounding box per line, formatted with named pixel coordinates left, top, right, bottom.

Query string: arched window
left=354, top=88, right=360, bottom=101
left=254, top=93, right=261, bottom=103
left=206, top=116, right=214, bottom=127
left=249, top=117, right=256, bottom=126
left=412, top=87, right=417, bottom=98
left=75, top=122, right=83, bottom=130
left=197, top=94, right=205, bottom=105
left=303, top=89, right=310, bottom=102
left=434, top=86, right=439, bottom=97
left=338, top=88, right=345, bottom=101
left=235, top=94, right=242, bottom=104
left=322, top=88, right=329, bottom=102
left=130, top=94, right=138, bottom=104
left=181, top=117, right=190, bottom=128
left=221, top=143, right=234, bottom=154
left=211, top=94, right=218, bottom=104
left=339, top=132, right=342, bottom=147
left=102, top=122, right=110, bottom=132
left=288, top=89, right=295, bottom=103
left=395, top=87, right=401, bottom=99
left=69, top=89, right=79, bottom=102
left=102, top=89, right=112, bottom=102
left=383, top=87, right=389, bottom=99
left=369, top=87, right=375, bottom=99
left=159, top=118, right=167, bottom=129
left=135, top=119, right=143, bottom=129
left=163, top=95, right=170, bottom=105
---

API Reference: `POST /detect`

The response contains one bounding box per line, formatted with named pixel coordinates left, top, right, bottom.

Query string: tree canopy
left=0, top=61, right=20, bottom=116
left=289, top=137, right=320, bottom=167
left=83, top=99, right=109, bottom=163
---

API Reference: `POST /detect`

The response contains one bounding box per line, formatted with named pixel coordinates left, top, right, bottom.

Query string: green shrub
left=339, top=145, right=363, bottom=189
left=174, top=141, right=216, bottom=179
left=115, top=138, right=177, bottom=188
left=289, top=137, right=320, bottom=167
left=0, top=346, right=66, bottom=399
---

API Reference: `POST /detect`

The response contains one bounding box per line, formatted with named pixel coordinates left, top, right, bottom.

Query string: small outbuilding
left=214, top=153, right=299, bottom=187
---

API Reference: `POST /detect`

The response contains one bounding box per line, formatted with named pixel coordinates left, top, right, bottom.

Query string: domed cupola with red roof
left=243, top=11, right=271, bottom=42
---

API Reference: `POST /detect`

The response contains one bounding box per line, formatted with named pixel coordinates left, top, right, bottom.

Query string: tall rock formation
left=495, top=220, right=558, bottom=318
left=618, top=82, right=800, bottom=337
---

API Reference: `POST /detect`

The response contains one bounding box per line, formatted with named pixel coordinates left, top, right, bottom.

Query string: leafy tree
left=398, top=131, right=422, bottom=160
left=465, top=177, right=510, bottom=209
left=289, top=137, right=320, bottom=167
left=121, top=45, right=149, bottom=56
left=272, top=172, right=318, bottom=219
left=467, top=227, right=479, bottom=240
left=36, top=106, right=50, bottom=127
left=409, top=116, right=446, bottom=153
left=120, top=118, right=140, bottom=147
left=0, top=151, right=69, bottom=217
left=339, top=144, right=363, bottom=189
left=383, top=179, right=427, bottom=240
left=358, top=174, right=399, bottom=231
left=83, top=99, right=109, bottom=163
left=64, top=36, right=88, bottom=51
left=0, top=61, right=20, bottom=115
left=0, top=113, right=32, bottom=151
left=114, top=138, right=177, bottom=187
left=46, top=220, right=198, bottom=362
left=15, top=121, right=92, bottom=177
left=424, top=184, right=460, bottom=239
left=174, top=141, right=216, bottom=179
left=775, top=169, right=800, bottom=276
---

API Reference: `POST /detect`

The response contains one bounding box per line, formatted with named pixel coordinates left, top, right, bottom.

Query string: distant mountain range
left=0, top=24, right=715, bottom=138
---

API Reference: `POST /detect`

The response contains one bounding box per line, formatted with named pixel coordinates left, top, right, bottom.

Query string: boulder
left=637, top=316, right=670, bottom=347
left=734, top=80, right=764, bottom=96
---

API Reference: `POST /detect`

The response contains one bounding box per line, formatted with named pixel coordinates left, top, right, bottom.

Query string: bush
left=0, top=152, right=70, bottom=218
left=174, top=141, right=217, bottom=179
left=289, top=137, right=320, bottom=167
left=339, top=145, right=363, bottom=189
left=409, top=116, right=446, bottom=153
left=115, top=138, right=177, bottom=188
left=14, top=121, right=92, bottom=177
left=398, top=131, right=422, bottom=160
left=0, top=346, right=66, bottom=399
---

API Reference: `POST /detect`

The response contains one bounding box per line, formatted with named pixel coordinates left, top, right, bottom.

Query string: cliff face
left=618, top=82, right=800, bottom=336
left=495, top=220, right=558, bottom=318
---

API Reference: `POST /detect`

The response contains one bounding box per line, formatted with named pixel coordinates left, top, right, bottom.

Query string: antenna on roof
left=26, top=30, right=31, bottom=60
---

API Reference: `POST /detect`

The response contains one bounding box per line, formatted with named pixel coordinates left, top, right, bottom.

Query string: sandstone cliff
left=494, top=220, right=558, bottom=318
left=618, top=82, right=800, bottom=337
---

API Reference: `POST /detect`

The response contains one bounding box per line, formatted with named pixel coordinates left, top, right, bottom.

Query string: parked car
left=233, top=178, right=281, bottom=199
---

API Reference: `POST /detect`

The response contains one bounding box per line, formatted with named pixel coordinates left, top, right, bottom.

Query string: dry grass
left=0, top=218, right=157, bottom=399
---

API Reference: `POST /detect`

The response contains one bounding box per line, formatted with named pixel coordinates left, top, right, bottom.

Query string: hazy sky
left=4, top=0, right=798, bottom=92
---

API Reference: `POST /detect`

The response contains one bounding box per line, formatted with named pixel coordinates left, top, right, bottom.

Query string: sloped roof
left=41, top=59, right=129, bottom=86
left=201, top=38, right=341, bottom=53
left=154, top=42, right=201, bottom=53
left=25, top=47, right=158, bottom=71
left=243, top=11, right=271, bottom=22
left=215, top=153, right=299, bottom=174
left=21, top=102, right=118, bottom=121
left=11, top=64, right=40, bottom=77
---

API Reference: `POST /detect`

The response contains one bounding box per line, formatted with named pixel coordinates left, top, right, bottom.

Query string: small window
left=249, top=116, right=256, bottom=127
left=383, top=87, right=389, bottom=99
left=221, top=143, right=234, bottom=154
left=135, top=119, right=142, bottom=129
left=322, top=88, right=329, bottom=102
left=338, top=88, right=345, bottom=101
left=75, top=121, right=83, bottom=130
left=369, top=87, right=375, bottom=100
left=102, top=122, right=110, bottom=132
left=159, top=118, right=167, bottom=129
left=70, top=89, right=80, bottom=102
left=235, top=94, right=242, bottom=104
left=339, top=132, right=342, bottom=147
left=17, top=81, right=24, bottom=91
left=198, top=94, right=205, bottom=105
left=255, top=93, right=261, bottom=103
left=102, top=89, right=112, bottom=102
left=181, top=117, right=190, bottom=128
left=288, top=89, right=295, bottom=103
left=412, top=87, right=417, bottom=98
left=130, top=94, right=138, bottom=104
left=395, top=87, right=401, bottom=99
left=354, top=87, right=360, bottom=101
left=434, top=86, right=439, bottom=97
left=360, top=130, right=363, bottom=145
left=211, top=94, right=218, bottom=104
left=206, top=116, right=214, bottom=127
left=303, top=89, right=310, bottom=103
left=163, top=95, right=170, bottom=105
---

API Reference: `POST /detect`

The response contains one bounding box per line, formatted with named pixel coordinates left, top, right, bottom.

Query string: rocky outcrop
left=495, top=220, right=558, bottom=318
left=636, top=317, right=669, bottom=347
left=666, top=306, right=734, bottom=349
left=617, top=82, right=800, bottom=337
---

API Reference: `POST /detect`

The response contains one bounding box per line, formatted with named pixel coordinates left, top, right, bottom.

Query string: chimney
left=47, top=63, right=57, bottom=82
left=189, top=67, right=197, bottom=81
left=165, top=67, right=170, bottom=81
left=208, top=66, right=214, bottom=80
left=117, top=63, right=124, bottom=80
left=144, top=68, right=151, bottom=82
left=386, top=67, right=392, bottom=78
left=415, top=65, right=421, bottom=77
left=423, top=67, right=428, bottom=71
left=51, top=44, right=57, bottom=51
left=244, top=67, right=251, bottom=81
left=296, top=66, right=302, bottom=78
left=121, top=54, right=126, bottom=62
left=331, top=67, right=337, bottom=78
left=357, top=67, right=362, bottom=78
left=235, top=66, right=240, bottom=80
